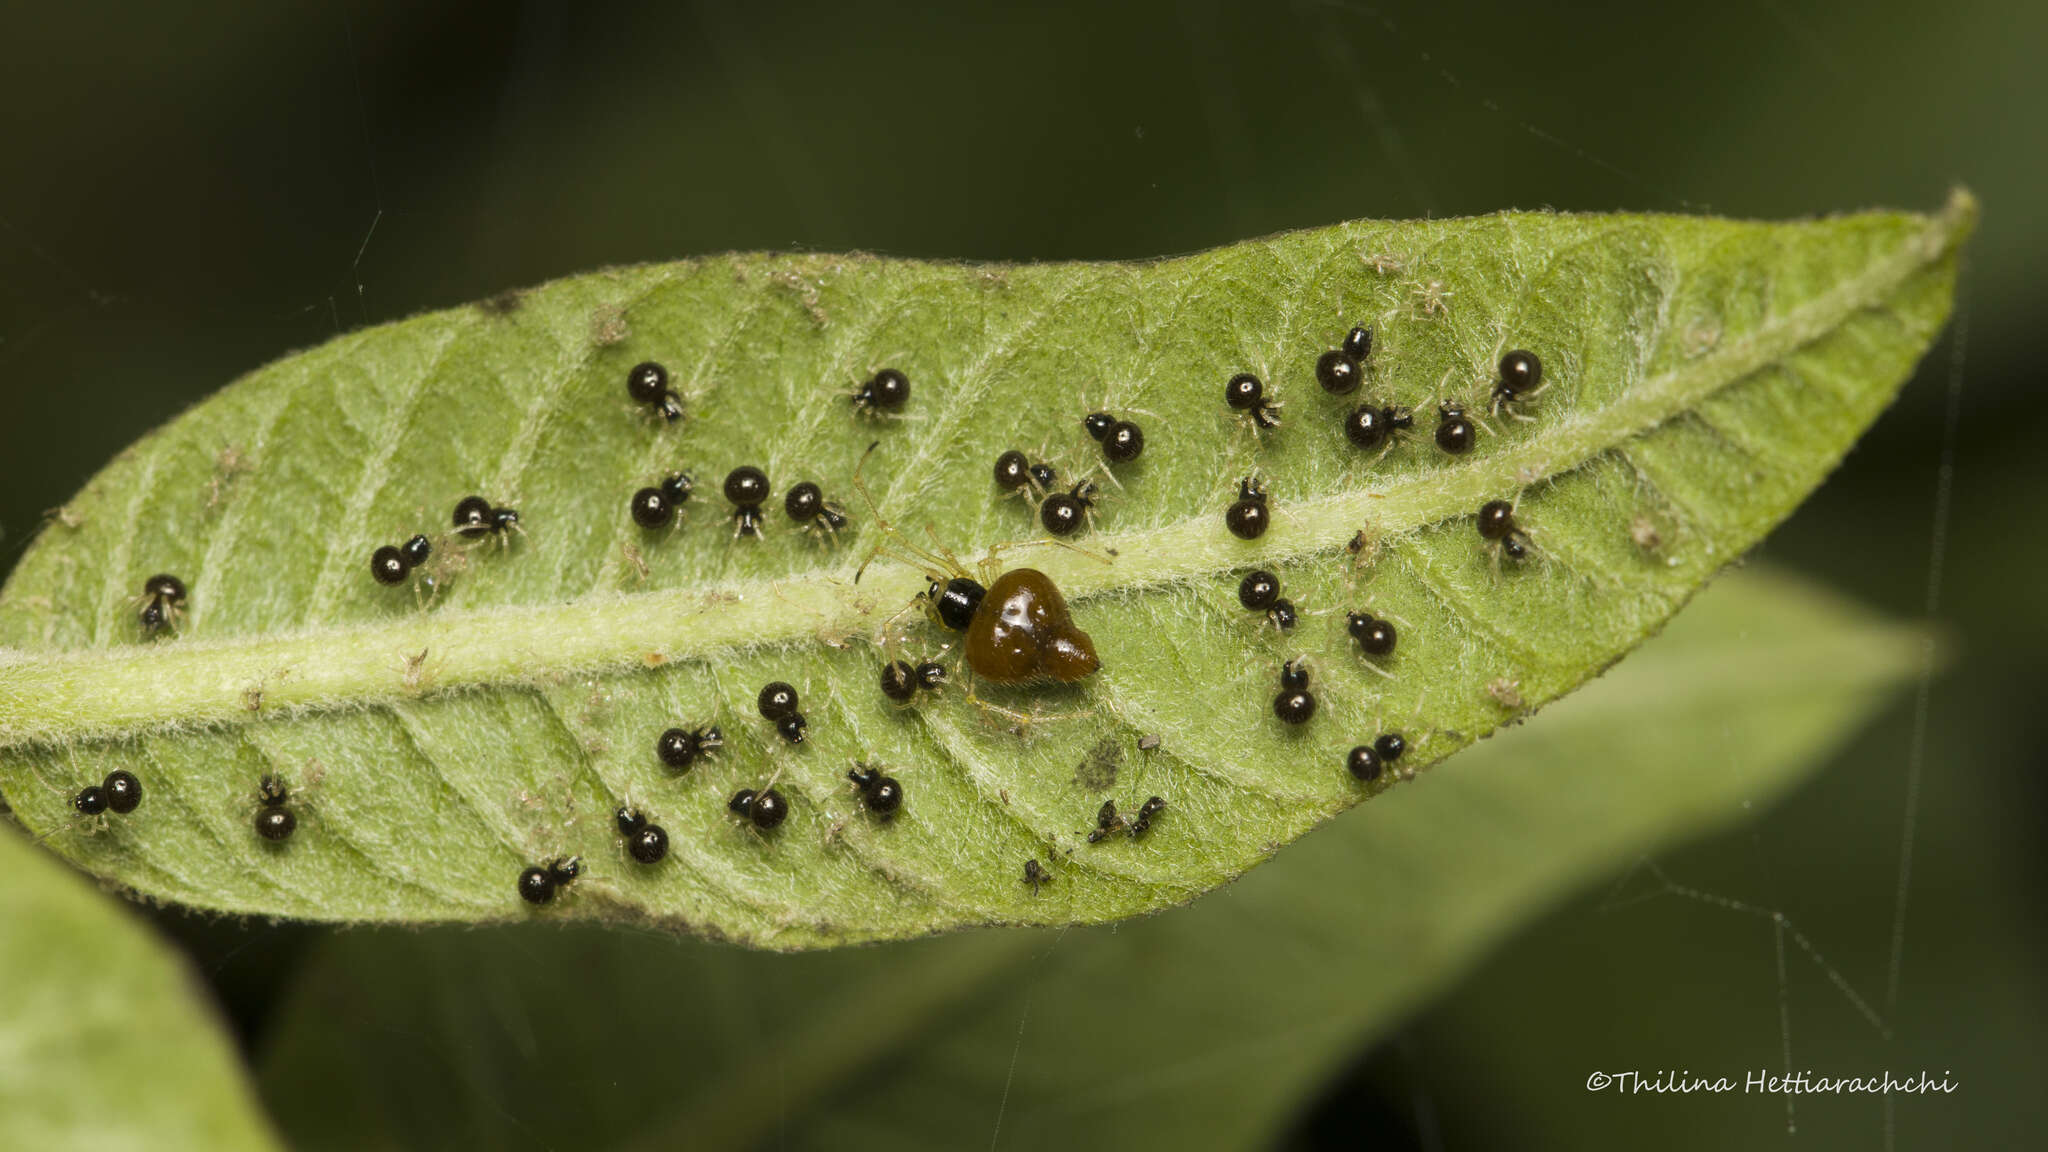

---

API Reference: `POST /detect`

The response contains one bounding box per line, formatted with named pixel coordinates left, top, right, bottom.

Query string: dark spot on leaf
left=478, top=289, right=526, bottom=316
left=1074, top=737, right=1121, bottom=791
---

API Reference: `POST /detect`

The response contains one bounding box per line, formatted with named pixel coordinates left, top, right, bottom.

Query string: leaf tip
left=1942, top=185, right=1979, bottom=234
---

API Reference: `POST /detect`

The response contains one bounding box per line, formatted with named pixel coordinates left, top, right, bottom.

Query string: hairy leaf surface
left=0, top=195, right=1970, bottom=946
left=254, top=568, right=1923, bottom=1151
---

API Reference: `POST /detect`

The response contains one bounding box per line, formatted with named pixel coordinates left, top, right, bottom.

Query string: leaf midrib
left=0, top=194, right=1972, bottom=748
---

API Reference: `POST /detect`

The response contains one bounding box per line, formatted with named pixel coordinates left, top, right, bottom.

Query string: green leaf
left=0, top=826, right=280, bottom=1151
left=0, top=195, right=1970, bottom=947
left=254, top=567, right=1923, bottom=1151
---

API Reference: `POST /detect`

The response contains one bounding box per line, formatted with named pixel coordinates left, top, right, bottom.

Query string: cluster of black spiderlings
left=361, top=496, right=516, bottom=594
left=99, top=305, right=1555, bottom=907
left=1248, top=321, right=1548, bottom=462
left=1214, top=326, right=1554, bottom=782
left=1085, top=795, right=1166, bottom=843
left=632, top=460, right=850, bottom=542
left=989, top=402, right=1151, bottom=538
left=629, top=360, right=867, bottom=544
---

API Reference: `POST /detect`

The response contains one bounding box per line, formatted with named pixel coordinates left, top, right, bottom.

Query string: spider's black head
left=931, top=577, right=986, bottom=632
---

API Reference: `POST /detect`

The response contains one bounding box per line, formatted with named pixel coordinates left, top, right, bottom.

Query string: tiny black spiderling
left=628, top=825, right=668, bottom=864
left=848, top=764, right=904, bottom=816
left=1129, top=795, right=1166, bottom=839
left=1085, top=413, right=1146, bottom=464
left=757, top=682, right=800, bottom=721
left=102, top=770, right=142, bottom=815
left=784, top=481, right=849, bottom=535
left=257, top=775, right=289, bottom=808
left=730, top=787, right=789, bottom=830
left=1316, top=349, right=1362, bottom=395
left=1101, top=421, right=1144, bottom=463
left=400, top=534, right=433, bottom=568
left=993, top=450, right=1032, bottom=492
left=1039, top=480, right=1098, bottom=537
left=775, top=713, right=809, bottom=744
left=518, top=856, right=582, bottom=906
left=1087, top=798, right=1130, bottom=843
left=1225, top=477, right=1271, bottom=540
left=517, top=866, right=555, bottom=905
left=880, top=658, right=948, bottom=703
left=657, top=726, right=722, bottom=771
left=723, top=466, right=770, bottom=538
left=138, top=573, right=188, bottom=634
left=72, top=786, right=108, bottom=816
left=1375, top=733, right=1407, bottom=762
left=143, top=574, right=186, bottom=604
left=252, top=771, right=295, bottom=843
left=370, top=546, right=408, bottom=585
left=615, top=807, right=667, bottom=864
left=452, top=495, right=493, bottom=536
left=1266, top=597, right=1298, bottom=631
left=879, top=660, right=917, bottom=702
left=723, top=467, right=769, bottom=505
left=1238, top=570, right=1280, bottom=611
left=1346, top=611, right=1397, bottom=658
left=254, top=807, right=296, bottom=842
left=1273, top=659, right=1316, bottom=724
left=1491, top=349, right=1544, bottom=415
left=627, top=362, right=684, bottom=422
left=626, top=361, right=668, bottom=404
left=1342, top=325, right=1373, bottom=361
left=1435, top=403, right=1476, bottom=455
left=1224, top=372, right=1282, bottom=428
left=633, top=472, right=695, bottom=529
left=1347, top=744, right=1383, bottom=782
left=372, top=535, right=435, bottom=586
left=1477, top=499, right=1516, bottom=539
left=630, top=487, right=674, bottom=529
left=1345, top=403, right=1415, bottom=452
left=1477, top=498, right=1532, bottom=561
left=453, top=496, right=520, bottom=542
left=853, top=368, right=910, bottom=413
left=866, top=776, right=903, bottom=815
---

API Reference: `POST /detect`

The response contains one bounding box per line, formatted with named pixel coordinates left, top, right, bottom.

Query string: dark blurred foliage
left=1, top=2, right=2040, bottom=1148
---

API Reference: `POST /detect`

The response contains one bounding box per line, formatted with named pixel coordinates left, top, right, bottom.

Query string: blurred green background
left=0, top=1, right=2039, bottom=1147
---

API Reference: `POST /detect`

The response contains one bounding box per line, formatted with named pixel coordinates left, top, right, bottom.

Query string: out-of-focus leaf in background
left=0, top=824, right=279, bottom=1152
